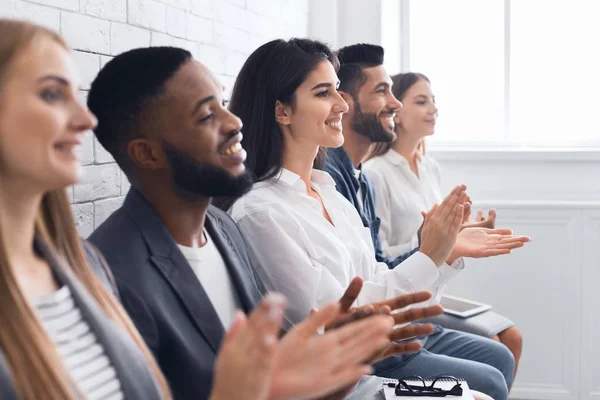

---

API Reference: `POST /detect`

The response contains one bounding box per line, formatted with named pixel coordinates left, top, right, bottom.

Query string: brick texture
left=0, top=0, right=308, bottom=237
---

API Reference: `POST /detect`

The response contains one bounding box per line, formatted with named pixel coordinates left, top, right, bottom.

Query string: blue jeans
left=373, top=327, right=515, bottom=400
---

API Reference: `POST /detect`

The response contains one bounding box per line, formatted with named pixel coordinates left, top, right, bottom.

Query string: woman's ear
left=275, top=100, right=292, bottom=125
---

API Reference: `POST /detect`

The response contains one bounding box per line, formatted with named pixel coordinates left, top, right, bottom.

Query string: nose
left=334, top=91, right=349, bottom=114
left=223, top=108, right=243, bottom=133
left=388, top=93, right=403, bottom=112
left=71, top=99, right=97, bottom=132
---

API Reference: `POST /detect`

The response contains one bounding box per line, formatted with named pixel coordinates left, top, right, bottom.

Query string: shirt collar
left=276, top=168, right=336, bottom=192
left=383, top=149, right=422, bottom=167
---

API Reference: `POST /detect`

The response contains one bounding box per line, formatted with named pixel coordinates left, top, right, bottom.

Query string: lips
left=219, top=133, right=244, bottom=156
left=325, top=119, right=343, bottom=131
left=54, top=138, right=81, bottom=155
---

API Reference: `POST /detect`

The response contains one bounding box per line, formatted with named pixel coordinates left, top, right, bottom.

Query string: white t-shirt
left=178, top=231, right=241, bottom=330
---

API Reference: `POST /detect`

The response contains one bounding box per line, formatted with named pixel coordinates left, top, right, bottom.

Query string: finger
left=497, top=235, right=531, bottom=243
left=389, top=323, right=436, bottom=342
left=382, top=341, right=423, bottom=358
left=392, top=305, right=443, bottom=325
left=490, top=241, right=525, bottom=250
left=221, top=311, right=247, bottom=347
left=498, top=235, right=533, bottom=243
left=327, top=305, right=375, bottom=330
left=336, top=325, right=392, bottom=365
left=376, top=291, right=432, bottom=311
left=439, top=186, right=466, bottom=222
left=338, top=276, right=363, bottom=312
left=300, top=302, right=341, bottom=335
left=448, top=204, right=464, bottom=232
left=476, top=209, right=485, bottom=221
left=334, top=314, right=393, bottom=345
left=488, top=209, right=497, bottom=221
left=484, top=228, right=513, bottom=235
left=247, top=293, right=287, bottom=347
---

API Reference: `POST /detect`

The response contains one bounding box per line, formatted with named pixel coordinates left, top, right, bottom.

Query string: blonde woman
left=0, top=19, right=394, bottom=400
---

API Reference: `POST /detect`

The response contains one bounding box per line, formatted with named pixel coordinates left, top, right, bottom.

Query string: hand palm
left=454, top=227, right=528, bottom=258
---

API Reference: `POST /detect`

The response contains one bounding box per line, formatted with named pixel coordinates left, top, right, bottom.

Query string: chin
left=227, top=164, right=247, bottom=178
left=325, top=133, right=344, bottom=148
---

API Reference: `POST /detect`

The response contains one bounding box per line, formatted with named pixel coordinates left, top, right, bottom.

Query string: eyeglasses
left=386, top=376, right=464, bottom=397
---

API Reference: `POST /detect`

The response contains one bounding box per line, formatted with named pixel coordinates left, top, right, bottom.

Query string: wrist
left=419, top=247, right=444, bottom=267
left=446, top=249, right=460, bottom=265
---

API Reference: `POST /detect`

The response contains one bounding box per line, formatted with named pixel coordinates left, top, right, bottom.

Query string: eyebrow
left=311, top=81, right=339, bottom=90
left=191, top=95, right=216, bottom=115
left=37, top=75, right=69, bottom=86
left=374, top=82, right=390, bottom=91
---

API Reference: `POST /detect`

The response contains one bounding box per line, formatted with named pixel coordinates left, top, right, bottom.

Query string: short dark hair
left=87, top=46, right=192, bottom=173
left=229, top=38, right=338, bottom=182
left=337, top=43, right=384, bottom=96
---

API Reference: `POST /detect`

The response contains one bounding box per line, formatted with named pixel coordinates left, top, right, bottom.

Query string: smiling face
left=0, top=35, right=96, bottom=191
left=129, top=58, right=253, bottom=198
left=345, top=65, right=402, bottom=143
left=278, top=60, right=349, bottom=149
left=395, top=78, right=438, bottom=138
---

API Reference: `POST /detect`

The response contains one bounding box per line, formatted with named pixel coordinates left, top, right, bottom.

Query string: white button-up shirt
left=228, top=168, right=462, bottom=326
left=364, top=150, right=443, bottom=259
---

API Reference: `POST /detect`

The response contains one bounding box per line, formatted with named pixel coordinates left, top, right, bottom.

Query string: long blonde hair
left=367, top=72, right=429, bottom=161
left=0, top=19, right=170, bottom=400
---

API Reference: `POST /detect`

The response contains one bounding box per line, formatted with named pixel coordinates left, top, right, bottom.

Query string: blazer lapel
left=150, top=252, right=226, bottom=353
left=34, top=236, right=161, bottom=400
left=205, top=214, right=262, bottom=313
left=123, top=189, right=226, bottom=354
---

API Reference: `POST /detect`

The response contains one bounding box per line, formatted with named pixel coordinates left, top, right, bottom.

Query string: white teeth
left=223, top=142, right=242, bottom=155
left=326, top=121, right=342, bottom=128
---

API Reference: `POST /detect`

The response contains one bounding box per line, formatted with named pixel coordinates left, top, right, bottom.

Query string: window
left=407, top=0, right=600, bottom=147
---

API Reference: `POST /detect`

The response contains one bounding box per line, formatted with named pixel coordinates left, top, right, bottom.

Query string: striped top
left=34, top=285, right=124, bottom=400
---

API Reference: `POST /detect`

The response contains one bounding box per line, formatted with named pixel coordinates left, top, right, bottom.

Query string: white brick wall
left=1, top=0, right=308, bottom=237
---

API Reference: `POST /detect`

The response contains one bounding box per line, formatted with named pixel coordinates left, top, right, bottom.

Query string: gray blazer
left=0, top=236, right=164, bottom=400
left=89, top=188, right=264, bottom=400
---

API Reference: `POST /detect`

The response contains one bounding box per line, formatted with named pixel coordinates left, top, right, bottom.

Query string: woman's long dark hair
left=367, top=72, right=430, bottom=160
left=213, top=38, right=339, bottom=211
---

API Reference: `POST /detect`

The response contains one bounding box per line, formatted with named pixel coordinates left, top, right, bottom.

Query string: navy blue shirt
left=322, top=147, right=419, bottom=269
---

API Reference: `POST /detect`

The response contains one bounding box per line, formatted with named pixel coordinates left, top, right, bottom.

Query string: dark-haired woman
left=224, top=38, right=516, bottom=400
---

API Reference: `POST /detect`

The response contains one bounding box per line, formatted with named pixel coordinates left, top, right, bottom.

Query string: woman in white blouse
left=222, top=38, right=533, bottom=400
left=364, top=72, right=523, bottom=380
left=0, top=19, right=397, bottom=400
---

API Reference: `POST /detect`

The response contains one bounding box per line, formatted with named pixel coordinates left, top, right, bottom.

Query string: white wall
left=310, top=3, right=600, bottom=399
left=432, top=150, right=600, bottom=400
left=0, top=0, right=308, bottom=236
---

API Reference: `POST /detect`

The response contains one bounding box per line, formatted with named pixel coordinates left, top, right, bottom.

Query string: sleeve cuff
left=393, top=251, right=441, bottom=292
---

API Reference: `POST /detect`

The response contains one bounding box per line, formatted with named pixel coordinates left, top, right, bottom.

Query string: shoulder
left=0, top=352, right=17, bottom=400
left=81, top=240, right=120, bottom=298
left=88, top=211, right=150, bottom=280
left=228, top=184, right=286, bottom=222
left=363, top=158, right=389, bottom=187
left=363, top=156, right=388, bottom=176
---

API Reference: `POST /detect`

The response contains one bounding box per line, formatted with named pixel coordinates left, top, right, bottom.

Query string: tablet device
left=440, top=294, right=492, bottom=318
